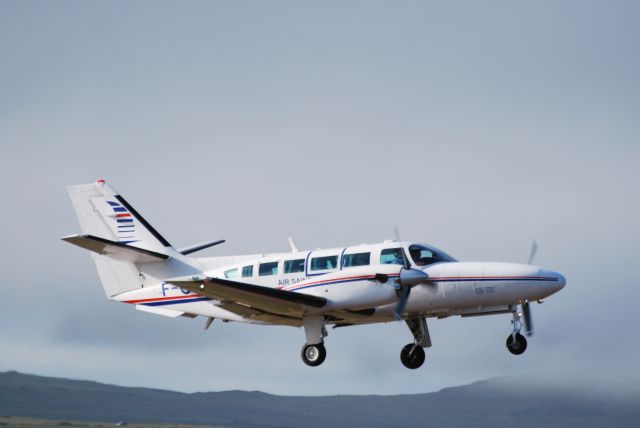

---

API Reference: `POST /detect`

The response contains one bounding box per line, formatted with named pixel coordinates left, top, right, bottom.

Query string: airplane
left=62, top=180, right=566, bottom=369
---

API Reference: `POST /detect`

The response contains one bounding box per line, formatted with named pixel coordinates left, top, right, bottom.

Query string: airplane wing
left=166, top=276, right=327, bottom=318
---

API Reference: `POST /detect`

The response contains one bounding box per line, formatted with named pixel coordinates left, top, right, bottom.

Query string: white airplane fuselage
left=116, top=241, right=565, bottom=325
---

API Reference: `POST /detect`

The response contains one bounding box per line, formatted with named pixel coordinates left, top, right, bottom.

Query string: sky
left=0, top=0, right=639, bottom=396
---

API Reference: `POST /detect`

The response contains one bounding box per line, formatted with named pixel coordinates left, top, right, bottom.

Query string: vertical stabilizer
left=79, top=180, right=172, bottom=253
left=66, top=180, right=173, bottom=297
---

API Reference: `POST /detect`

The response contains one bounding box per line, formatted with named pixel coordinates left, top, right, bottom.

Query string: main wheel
left=301, top=343, right=326, bottom=367
left=506, top=333, right=527, bottom=355
left=400, top=343, right=425, bottom=369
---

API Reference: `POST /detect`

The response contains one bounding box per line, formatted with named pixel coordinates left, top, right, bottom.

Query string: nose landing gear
left=506, top=311, right=528, bottom=355
left=506, top=333, right=527, bottom=355
left=400, top=317, right=431, bottom=369
left=400, top=343, right=426, bottom=369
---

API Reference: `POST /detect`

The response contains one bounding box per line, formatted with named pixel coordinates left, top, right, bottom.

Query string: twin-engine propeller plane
left=63, top=180, right=566, bottom=369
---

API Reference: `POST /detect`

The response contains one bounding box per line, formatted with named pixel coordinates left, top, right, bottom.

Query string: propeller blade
left=527, top=240, right=538, bottom=265
left=393, top=268, right=429, bottom=320
left=394, top=286, right=411, bottom=320
left=522, top=301, right=533, bottom=336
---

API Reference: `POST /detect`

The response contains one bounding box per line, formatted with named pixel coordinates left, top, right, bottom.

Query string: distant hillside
left=0, top=371, right=638, bottom=428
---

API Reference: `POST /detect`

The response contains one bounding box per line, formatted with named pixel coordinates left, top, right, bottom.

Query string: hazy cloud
left=0, top=0, right=638, bottom=395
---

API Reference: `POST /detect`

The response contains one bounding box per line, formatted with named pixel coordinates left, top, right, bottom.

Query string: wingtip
left=61, top=234, right=80, bottom=242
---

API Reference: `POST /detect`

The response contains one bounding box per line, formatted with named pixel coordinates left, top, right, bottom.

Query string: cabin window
left=342, top=252, right=370, bottom=268
left=241, top=265, right=253, bottom=277
left=224, top=268, right=238, bottom=278
left=380, top=248, right=407, bottom=265
left=284, top=259, right=305, bottom=274
left=310, top=255, right=338, bottom=271
left=259, top=261, right=278, bottom=276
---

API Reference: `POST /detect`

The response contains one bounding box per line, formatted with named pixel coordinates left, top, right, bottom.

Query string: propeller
left=522, top=239, right=537, bottom=336
left=393, top=268, right=429, bottom=320
left=527, top=240, right=538, bottom=265
left=521, top=301, right=533, bottom=337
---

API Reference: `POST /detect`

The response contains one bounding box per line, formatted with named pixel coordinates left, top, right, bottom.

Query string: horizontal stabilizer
left=178, top=239, right=226, bottom=255
left=62, top=234, right=169, bottom=263
left=136, top=305, right=184, bottom=318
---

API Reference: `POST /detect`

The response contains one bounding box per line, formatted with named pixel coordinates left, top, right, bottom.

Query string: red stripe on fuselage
left=284, top=273, right=401, bottom=291
left=284, top=274, right=375, bottom=290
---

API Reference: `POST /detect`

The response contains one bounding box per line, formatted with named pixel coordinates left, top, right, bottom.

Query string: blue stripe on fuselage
left=142, top=297, right=211, bottom=306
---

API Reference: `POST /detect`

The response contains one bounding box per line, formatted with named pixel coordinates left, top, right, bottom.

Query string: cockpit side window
left=409, top=244, right=455, bottom=266
left=380, top=248, right=407, bottom=265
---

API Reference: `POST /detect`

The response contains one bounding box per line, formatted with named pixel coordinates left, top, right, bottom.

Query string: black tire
left=400, top=343, right=426, bottom=369
left=506, top=333, right=528, bottom=355
left=301, top=343, right=326, bottom=367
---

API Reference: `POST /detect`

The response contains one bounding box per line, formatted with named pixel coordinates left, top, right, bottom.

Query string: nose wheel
left=506, top=310, right=528, bottom=355
left=400, top=343, right=426, bottom=369
left=301, top=343, right=326, bottom=367
left=506, top=333, right=527, bottom=355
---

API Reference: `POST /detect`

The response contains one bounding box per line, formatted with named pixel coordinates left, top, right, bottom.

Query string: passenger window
left=224, top=268, right=239, bottom=278
left=284, top=259, right=305, bottom=274
left=342, top=252, right=370, bottom=268
left=241, top=265, right=253, bottom=277
left=380, top=248, right=407, bottom=265
left=310, top=255, right=338, bottom=271
left=259, top=262, right=279, bottom=276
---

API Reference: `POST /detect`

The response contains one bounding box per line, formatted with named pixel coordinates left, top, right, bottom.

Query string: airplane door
left=441, top=262, right=463, bottom=306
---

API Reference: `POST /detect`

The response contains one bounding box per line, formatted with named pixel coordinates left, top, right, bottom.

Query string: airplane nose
left=539, top=269, right=566, bottom=293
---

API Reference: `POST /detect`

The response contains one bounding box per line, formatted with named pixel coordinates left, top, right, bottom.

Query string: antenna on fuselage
left=393, top=225, right=402, bottom=242
left=288, top=237, right=299, bottom=253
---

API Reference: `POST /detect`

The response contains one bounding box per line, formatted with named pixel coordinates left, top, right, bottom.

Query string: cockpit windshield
left=408, top=244, right=456, bottom=266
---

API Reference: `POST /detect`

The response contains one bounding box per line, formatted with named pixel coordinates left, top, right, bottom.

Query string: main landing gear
left=301, top=343, right=326, bottom=366
left=299, top=315, right=433, bottom=369
left=506, top=310, right=528, bottom=355
left=301, top=315, right=328, bottom=367
left=400, top=317, right=431, bottom=369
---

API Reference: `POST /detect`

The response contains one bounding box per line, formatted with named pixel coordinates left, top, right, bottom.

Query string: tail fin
left=65, top=180, right=175, bottom=297
left=67, top=180, right=172, bottom=253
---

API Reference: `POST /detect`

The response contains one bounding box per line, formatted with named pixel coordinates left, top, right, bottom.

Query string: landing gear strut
left=506, top=311, right=528, bottom=355
left=400, top=317, right=431, bottom=369
left=301, top=315, right=328, bottom=367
